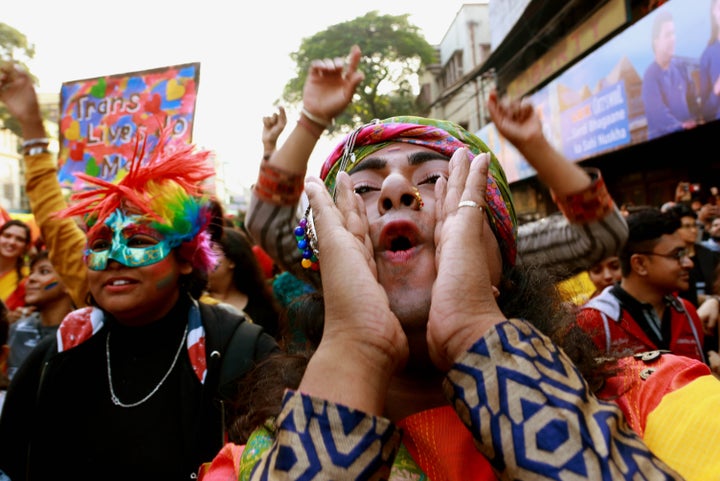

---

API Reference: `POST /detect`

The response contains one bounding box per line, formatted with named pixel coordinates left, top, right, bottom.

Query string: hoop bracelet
left=297, top=116, right=323, bottom=139
left=24, top=145, right=50, bottom=156
left=21, top=137, right=51, bottom=149
left=301, top=107, right=334, bottom=128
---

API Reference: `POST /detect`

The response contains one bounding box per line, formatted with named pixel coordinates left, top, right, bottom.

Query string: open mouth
left=380, top=221, right=421, bottom=254
left=389, top=235, right=413, bottom=252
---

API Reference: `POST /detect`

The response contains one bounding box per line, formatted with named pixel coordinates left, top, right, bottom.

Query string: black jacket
left=679, top=243, right=720, bottom=306
left=0, top=299, right=279, bottom=481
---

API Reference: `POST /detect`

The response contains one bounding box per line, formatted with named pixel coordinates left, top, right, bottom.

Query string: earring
left=294, top=206, right=320, bottom=270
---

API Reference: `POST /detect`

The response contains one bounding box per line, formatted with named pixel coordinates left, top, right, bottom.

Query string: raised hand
left=487, top=90, right=541, bottom=147
left=261, top=106, right=287, bottom=154
left=427, top=150, right=505, bottom=370
left=301, top=45, right=365, bottom=122
left=0, top=62, right=45, bottom=138
left=489, top=90, right=590, bottom=195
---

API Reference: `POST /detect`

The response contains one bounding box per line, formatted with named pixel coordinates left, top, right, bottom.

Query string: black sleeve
left=0, top=335, right=56, bottom=480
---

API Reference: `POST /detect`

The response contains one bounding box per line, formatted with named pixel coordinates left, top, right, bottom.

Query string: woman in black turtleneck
left=0, top=122, right=279, bottom=480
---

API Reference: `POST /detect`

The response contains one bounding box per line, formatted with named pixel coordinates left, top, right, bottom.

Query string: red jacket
left=577, top=286, right=705, bottom=363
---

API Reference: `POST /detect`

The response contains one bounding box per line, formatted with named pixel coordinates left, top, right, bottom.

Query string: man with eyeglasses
left=664, top=204, right=720, bottom=306
left=664, top=203, right=720, bottom=362
left=577, top=207, right=712, bottom=369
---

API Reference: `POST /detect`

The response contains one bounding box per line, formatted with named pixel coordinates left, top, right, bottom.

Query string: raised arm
left=488, top=91, right=628, bottom=277
left=260, top=106, right=287, bottom=161
left=488, top=91, right=588, bottom=193
left=0, top=63, right=89, bottom=307
left=245, top=46, right=364, bottom=282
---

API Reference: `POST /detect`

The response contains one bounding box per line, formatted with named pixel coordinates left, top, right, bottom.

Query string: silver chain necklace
left=106, top=326, right=188, bottom=408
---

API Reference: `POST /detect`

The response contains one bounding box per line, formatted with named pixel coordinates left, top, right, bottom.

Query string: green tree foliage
left=283, top=11, right=437, bottom=131
left=0, top=22, right=36, bottom=137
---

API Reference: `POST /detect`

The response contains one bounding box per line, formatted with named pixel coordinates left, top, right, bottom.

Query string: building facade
left=420, top=3, right=492, bottom=133
left=422, top=0, right=719, bottom=221
left=0, top=127, right=24, bottom=212
left=0, top=93, right=60, bottom=213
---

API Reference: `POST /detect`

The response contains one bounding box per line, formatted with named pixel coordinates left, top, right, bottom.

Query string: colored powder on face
left=151, top=263, right=178, bottom=290
left=42, top=280, right=59, bottom=291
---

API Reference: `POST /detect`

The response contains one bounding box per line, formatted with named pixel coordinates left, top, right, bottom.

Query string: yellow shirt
left=556, top=270, right=596, bottom=306
left=25, top=152, right=88, bottom=308
left=0, top=266, right=29, bottom=302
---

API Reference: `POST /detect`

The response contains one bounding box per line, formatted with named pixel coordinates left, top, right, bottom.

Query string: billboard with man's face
left=481, top=0, right=712, bottom=183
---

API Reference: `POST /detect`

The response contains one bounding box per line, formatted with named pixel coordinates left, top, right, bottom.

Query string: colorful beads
left=295, top=212, right=319, bottom=270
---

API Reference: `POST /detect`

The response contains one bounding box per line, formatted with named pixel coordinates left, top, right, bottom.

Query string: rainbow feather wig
left=57, top=129, right=217, bottom=272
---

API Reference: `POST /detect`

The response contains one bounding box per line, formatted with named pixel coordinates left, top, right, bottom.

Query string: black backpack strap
left=199, top=302, right=264, bottom=401
left=217, top=320, right=263, bottom=400
left=194, top=302, right=266, bottom=460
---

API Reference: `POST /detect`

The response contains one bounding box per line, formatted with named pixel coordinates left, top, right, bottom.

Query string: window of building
left=440, top=50, right=464, bottom=90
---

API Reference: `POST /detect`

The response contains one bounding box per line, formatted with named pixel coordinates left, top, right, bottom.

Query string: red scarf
left=398, top=406, right=498, bottom=481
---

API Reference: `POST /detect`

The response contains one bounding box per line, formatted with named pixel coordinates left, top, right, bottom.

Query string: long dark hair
left=0, top=219, right=31, bottom=290
left=227, top=264, right=612, bottom=443
left=217, top=227, right=282, bottom=338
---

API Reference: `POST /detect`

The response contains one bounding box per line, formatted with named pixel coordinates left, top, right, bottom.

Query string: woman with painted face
left=0, top=132, right=280, bottom=480
left=5, top=250, right=74, bottom=382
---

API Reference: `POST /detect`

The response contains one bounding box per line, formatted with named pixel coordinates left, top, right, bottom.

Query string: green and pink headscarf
left=320, top=116, right=518, bottom=267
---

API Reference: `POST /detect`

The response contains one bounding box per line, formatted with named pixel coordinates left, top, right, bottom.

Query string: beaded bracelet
left=294, top=206, right=319, bottom=270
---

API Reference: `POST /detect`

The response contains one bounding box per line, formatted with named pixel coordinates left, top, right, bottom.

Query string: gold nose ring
left=413, top=187, right=424, bottom=210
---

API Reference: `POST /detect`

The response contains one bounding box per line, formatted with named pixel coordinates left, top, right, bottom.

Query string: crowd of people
left=0, top=42, right=717, bottom=481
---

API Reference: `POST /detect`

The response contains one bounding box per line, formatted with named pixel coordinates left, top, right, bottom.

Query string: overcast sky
left=6, top=0, right=467, bottom=194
